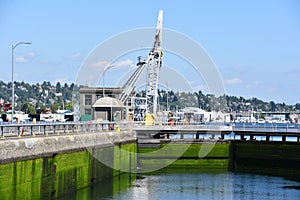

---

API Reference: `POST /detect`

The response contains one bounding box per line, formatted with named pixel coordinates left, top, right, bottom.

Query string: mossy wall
left=0, top=142, right=136, bottom=199
left=138, top=143, right=230, bottom=172
left=233, top=141, right=300, bottom=182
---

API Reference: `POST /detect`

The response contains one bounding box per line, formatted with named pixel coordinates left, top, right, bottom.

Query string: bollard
left=1, top=127, right=4, bottom=140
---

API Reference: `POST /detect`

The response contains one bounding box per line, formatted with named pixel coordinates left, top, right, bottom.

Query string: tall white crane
left=119, top=10, right=163, bottom=116
left=146, top=10, right=163, bottom=116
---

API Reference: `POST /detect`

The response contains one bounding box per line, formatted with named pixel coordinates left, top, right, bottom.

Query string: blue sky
left=1, top=0, right=300, bottom=104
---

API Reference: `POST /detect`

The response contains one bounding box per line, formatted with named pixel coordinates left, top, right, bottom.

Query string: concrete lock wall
left=0, top=131, right=136, bottom=164
left=138, top=140, right=300, bottom=182
left=0, top=131, right=137, bottom=199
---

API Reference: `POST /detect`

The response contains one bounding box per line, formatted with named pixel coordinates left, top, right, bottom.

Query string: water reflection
left=107, top=172, right=300, bottom=200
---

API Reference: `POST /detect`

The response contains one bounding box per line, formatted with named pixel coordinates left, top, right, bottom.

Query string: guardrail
left=232, top=123, right=300, bottom=134
left=0, top=121, right=131, bottom=139
left=1, top=121, right=300, bottom=140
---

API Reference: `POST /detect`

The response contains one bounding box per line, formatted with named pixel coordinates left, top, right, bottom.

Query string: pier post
left=241, top=134, right=245, bottom=140
left=17, top=126, right=20, bottom=137
left=250, top=135, right=254, bottom=141
left=72, top=124, right=75, bottom=133
left=282, top=135, right=286, bottom=142
left=211, top=134, right=215, bottom=139
left=1, top=126, right=4, bottom=139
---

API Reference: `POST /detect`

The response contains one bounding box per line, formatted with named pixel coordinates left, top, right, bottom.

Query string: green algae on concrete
left=0, top=142, right=137, bottom=200
left=139, top=143, right=229, bottom=158
left=114, top=143, right=137, bottom=176
left=138, top=142, right=230, bottom=172
left=233, top=141, right=300, bottom=182
left=52, top=151, right=92, bottom=198
left=0, top=159, right=43, bottom=200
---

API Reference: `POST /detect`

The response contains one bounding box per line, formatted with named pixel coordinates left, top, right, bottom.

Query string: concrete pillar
left=221, top=134, right=225, bottom=140
left=196, top=134, right=199, bottom=139
left=282, top=135, right=286, bottom=142
left=266, top=135, right=270, bottom=141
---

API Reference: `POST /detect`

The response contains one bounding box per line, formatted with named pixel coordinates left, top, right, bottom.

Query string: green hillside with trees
left=0, top=81, right=299, bottom=114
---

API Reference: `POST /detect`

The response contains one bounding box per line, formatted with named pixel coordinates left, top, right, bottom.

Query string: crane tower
left=119, top=10, right=163, bottom=116
left=146, top=10, right=163, bottom=116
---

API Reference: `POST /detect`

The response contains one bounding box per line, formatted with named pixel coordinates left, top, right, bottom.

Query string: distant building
left=79, top=87, right=132, bottom=121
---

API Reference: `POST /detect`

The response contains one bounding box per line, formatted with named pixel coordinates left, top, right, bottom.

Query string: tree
left=64, top=102, right=73, bottom=111
left=21, top=102, right=36, bottom=114
left=270, top=101, right=276, bottom=112
left=56, top=82, right=62, bottom=93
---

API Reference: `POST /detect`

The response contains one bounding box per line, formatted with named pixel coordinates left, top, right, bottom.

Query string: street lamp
left=11, top=41, right=32, bottom=123
left=166, top=82, right=169, bottom=112
left=102, top=65, right=114, bottom=97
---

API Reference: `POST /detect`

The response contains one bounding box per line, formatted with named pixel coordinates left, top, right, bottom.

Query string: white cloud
left=91, top=59, right=135, bottom=71
left=69, top=52, right=82, bottom=61
left=225, top=78, right=242, bottom=85
left=15, top=52, right=39, bottom=63
left=15, top=56, right=28, bottom=63
left=113, top=59, right=135, bottom=68
left=91, top=60, right=111, bottom=69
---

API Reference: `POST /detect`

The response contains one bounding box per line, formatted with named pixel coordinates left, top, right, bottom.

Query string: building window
left=85, top=109, right=91, bottom=115
left=85, top=95, right=92, bottom=105
left=96, top=94, right=102, bottom=100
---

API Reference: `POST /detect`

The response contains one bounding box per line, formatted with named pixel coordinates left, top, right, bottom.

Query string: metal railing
left=232, top=123, right=300, bottom=134
left=0, top=121, right=131, bottom=139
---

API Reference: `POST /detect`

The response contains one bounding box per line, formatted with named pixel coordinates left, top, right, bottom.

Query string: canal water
left=74, top=171, right=300, bottom=199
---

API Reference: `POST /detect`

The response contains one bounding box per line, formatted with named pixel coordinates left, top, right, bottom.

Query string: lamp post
left=166, top=82, right=169, bottom=112
left=11, top=41, right=32, bottom=123
left=102, top=65, right=114, bottom=97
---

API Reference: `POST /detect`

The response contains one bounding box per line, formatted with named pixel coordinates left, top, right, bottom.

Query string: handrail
left=0, top=121, right=120, bottom=139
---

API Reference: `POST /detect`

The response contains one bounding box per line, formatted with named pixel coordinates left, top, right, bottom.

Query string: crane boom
left=118, top=58, right=148, bottom=103
left=118, top=10, right=163, bottom=116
